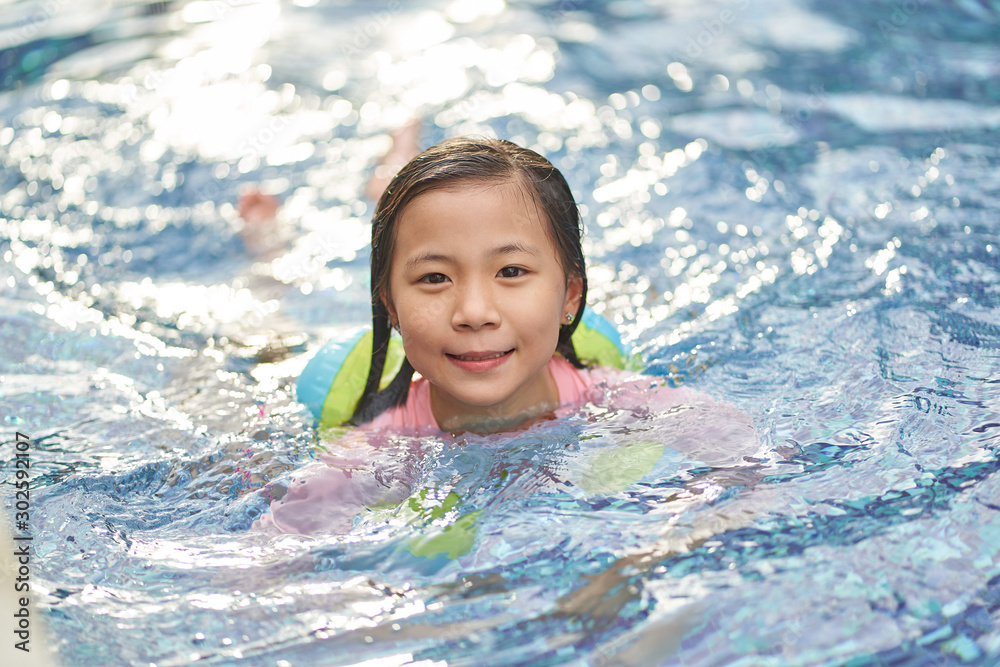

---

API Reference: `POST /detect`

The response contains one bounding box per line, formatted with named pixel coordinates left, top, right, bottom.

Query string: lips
left=450, top=351, right=509, bottom=361
left=446, top=349, right=514, bottom=371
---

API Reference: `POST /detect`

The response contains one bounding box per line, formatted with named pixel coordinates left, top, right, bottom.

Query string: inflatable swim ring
left=297, top=307, right=631, bottom=429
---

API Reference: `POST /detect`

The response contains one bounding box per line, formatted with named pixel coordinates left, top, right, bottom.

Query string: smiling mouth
left=448, top=350, right=513, bottom=361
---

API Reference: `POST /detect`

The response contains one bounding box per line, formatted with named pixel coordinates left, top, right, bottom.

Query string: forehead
left=394, top=180, right=557, bottom=251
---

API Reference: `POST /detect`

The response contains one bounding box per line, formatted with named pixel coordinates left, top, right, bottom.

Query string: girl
left=353, top=136, right=594, bottom=434
left=252, top=137, right=757, bottom=535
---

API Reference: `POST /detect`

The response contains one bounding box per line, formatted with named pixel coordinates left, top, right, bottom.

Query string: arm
left=566, top=368, right=760, bottom=496
left=596, top=368, right=760, bottom=466
left=251, top=431, right=417, bottom=535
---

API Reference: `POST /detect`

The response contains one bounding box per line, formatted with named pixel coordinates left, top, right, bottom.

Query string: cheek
left=396, top=309, right=432, bottom=365
left=397, top=295, right=448, bottom=333
left=523, top=299, right=563, bottom=340
left=539, top=283, right=569, bottom=318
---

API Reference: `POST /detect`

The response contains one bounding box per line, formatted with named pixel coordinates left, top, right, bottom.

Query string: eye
left=498, top=266, right=526, bottom=278
left=419, top=272, right=449, bottom=284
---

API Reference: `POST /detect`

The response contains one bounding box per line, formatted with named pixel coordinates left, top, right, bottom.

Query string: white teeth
left=455, top=351, right=506, bottom=361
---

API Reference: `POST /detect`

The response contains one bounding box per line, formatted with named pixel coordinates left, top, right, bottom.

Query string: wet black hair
left=351, top=136, right=588, bottom=425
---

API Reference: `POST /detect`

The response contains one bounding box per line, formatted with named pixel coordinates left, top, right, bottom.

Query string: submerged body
left=253, top=357, right=758, bottom=536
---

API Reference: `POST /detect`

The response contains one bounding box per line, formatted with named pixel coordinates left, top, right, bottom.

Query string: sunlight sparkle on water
left=5, top=2, right=999, bottom=665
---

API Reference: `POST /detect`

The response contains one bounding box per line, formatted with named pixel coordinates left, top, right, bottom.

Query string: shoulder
left=579, top=363, right=752, bottom=423
left=587, top=365, right=732, bottom=411
left=583, top=367, right=759, bottom=464
left=549, top=356, right=689, bottom=412
left=363, top=377, right=439, bottom=432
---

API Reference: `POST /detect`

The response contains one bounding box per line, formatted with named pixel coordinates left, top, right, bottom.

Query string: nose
left=451, top=278, right=501, bottom=331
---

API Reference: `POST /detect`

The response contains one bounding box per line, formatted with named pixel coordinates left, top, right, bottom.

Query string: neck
left=429, top=367, right=560, bottom=434
left=436, top=403, right=560, bottom=435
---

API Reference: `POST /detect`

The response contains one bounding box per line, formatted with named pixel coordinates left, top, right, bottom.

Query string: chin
left=456, top=392, right=511, bottom=411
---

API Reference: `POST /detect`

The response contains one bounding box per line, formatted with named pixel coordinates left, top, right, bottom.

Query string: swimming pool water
left=2, top=0, right=1000, bottom=665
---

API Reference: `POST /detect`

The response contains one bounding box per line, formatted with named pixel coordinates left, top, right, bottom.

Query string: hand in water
left=235, top=120, right=421, bottom=258
left=236, top=185, right=282, bottom=258
left=237, top=186, right=280, bottom=223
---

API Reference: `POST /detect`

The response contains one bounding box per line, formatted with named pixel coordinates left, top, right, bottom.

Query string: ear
left=562, top=274, right=583, bottom=318
left=382, top=289, right=399, bottom=329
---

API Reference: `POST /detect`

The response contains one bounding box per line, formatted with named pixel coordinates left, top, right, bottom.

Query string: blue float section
left=296, top=326, right=368, bottom=420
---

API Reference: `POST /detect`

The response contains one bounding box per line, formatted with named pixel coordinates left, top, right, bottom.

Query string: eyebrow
left=404, top=242, right=539, bottom=271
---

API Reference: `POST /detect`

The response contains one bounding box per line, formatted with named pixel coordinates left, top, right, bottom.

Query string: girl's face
left=384, top=181, right=582, bottom=432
